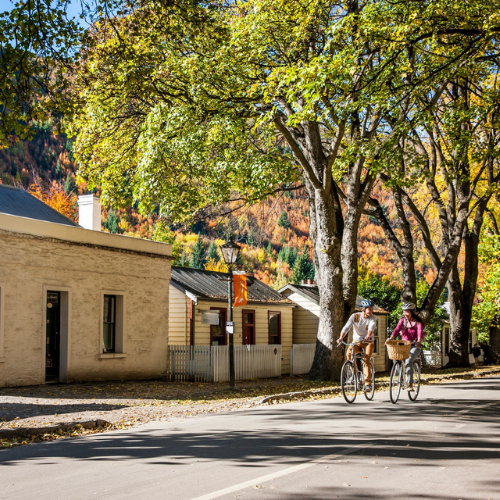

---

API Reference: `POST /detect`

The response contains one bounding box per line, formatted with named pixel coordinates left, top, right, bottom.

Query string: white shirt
left=341, top=313, right=377, bottom=342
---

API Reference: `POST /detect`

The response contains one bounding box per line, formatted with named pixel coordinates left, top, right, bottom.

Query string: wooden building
left=168, top=267, right=294, bottom=374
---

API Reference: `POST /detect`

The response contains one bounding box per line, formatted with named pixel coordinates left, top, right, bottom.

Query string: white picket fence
left=167, top=345, right=282, bottom=383
left=290, top=343, right=316, bottom=376
left=423, top=350, right=442, bottom=368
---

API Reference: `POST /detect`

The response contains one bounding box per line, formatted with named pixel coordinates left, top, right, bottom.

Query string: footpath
left=1, top=365, right=499, bottom=448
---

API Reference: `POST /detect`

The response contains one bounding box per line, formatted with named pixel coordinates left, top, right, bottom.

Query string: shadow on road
left=1, top=392, right=499, bottom=467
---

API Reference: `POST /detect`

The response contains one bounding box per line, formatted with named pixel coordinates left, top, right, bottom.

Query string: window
left=268, top=311, right=281, bottom=345
left=100, top=292, right=125, bottom=356
left=210, top=307, right=227, bottom=346
left=103, top=295, right=116, bottom=353
left=242, top=310, right=255, bottom=345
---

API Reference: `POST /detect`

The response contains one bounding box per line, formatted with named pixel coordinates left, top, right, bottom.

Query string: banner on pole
left=233, top=272, right=248, bottom=307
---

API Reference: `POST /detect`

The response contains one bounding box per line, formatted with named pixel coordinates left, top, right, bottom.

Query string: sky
left=0, top=0, right=87, bottom=25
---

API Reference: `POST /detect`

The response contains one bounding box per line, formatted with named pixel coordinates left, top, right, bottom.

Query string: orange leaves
left=29, top=182, right=78, bottom=222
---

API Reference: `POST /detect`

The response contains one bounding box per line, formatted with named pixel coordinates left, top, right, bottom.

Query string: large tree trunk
left=446, top=206, right=484, bottom=367
left=446, top=266, right=471, bottom=367
left=306, top=185, right=346, bottom=381
left=487, top=325, right=500, bottom=364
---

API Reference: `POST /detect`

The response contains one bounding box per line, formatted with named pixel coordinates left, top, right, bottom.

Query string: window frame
left=242, top=309, right=255, bottom=345
left=100, top=291, right=125, bottom=357
left=268, top=311, right=281, bottom=345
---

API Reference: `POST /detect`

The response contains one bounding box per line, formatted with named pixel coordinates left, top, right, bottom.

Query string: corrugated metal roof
left=170, top=267, right=292, bottom=304
left=0, top=184, right=79, bottom=227
left=278, top=284, right=389, bottom=314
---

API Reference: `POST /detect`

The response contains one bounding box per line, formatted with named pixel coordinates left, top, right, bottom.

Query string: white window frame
left=99, top=290, right=126, bottom=359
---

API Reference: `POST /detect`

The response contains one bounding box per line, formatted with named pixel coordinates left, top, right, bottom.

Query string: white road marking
left=191, top=442, right=373, bottom=500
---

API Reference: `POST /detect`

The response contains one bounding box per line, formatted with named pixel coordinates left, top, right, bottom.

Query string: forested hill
left=0, top=124, right=423, bottom=289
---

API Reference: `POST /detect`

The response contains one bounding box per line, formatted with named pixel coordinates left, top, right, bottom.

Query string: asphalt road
left=1, top=377, right=499, bottom=500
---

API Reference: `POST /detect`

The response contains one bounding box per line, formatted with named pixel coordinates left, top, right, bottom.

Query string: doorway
left=46, top=291, right=61, bottom=381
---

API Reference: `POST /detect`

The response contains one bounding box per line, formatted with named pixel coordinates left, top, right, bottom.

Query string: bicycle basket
left=386, top=340, right=412, bottom=360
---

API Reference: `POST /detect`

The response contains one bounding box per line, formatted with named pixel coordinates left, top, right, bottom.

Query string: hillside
left=0, top=125, right=428, bottom=289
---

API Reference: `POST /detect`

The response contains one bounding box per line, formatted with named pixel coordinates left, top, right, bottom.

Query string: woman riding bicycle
left=386, top=302, right=422, bottom=392
left=337, top=299, right=377, bottom=392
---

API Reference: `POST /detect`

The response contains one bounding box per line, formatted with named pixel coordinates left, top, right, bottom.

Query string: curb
left=258, top=368, right=500, bottom=404
left=0, top=419, right=111, bottom=440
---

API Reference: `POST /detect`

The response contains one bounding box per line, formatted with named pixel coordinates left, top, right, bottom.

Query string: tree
left=106, top=209, right=119, bottom=234
left=0, top=0, right=81, bottom=147
left=291, top=253, right=314, bottom=285
left=29, top=181, right=78, bottom=221
left=207, top=241, right=219, bottom=262
left=277, top=211, right=291, bottom=229
left=63, top=172, right=76, bottom=195
left=71, top=0, right=498, bottom=379
left=472, top=234, right=500, bottom=341
left=189, top=235, right=207, bottom=269
left=55, top=159, right=63, bottom=180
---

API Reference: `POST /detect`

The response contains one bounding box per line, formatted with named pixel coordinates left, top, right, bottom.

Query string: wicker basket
left=386, top=340, right=412, bottom=360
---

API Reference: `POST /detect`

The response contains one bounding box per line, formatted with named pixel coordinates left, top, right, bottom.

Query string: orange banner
left=233, top=273, right=248, bottom=307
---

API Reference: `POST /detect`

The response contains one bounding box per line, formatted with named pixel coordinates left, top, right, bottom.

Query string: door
left=46, top=291, right=61, bottom=381
left=242, top=310, right=255, bottom=345
left=210, top=307, right=227, bottom=345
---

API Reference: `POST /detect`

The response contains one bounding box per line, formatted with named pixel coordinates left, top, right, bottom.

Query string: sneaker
left=364, top=384, right=372, bottom=392
left=408, top=385, right=414, bottom=392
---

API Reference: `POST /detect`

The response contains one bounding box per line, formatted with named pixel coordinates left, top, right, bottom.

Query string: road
left=1, top=377, right=499, bottom=500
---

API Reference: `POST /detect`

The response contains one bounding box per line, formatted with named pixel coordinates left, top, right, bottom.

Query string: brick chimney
left=78, top=195, right=101, bottom=231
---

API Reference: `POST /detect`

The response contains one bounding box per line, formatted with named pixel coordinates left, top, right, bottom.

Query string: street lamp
left=220, top=236, right=241, bottom=388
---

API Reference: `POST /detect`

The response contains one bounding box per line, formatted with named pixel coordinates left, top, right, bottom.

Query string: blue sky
left=0, top=0, right=85, bottom=23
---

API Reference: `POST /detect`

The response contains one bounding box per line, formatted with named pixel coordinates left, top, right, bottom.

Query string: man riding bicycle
left=337, top=299, right=377, bottom=392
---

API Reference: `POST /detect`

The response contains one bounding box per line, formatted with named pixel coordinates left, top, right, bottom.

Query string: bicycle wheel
left=408, top=362, right=421, bottom=401
left=364, top=359, right=375, bottom=401
left=341, top=361, right=357, bottom=404
left=389, top=361, right=402, bottom=404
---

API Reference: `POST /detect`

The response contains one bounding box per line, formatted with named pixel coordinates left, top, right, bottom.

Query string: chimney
left=78, top=195, right=101, bottom=231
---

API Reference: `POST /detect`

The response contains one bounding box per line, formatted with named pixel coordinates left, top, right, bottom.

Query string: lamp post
left=220, top=236, right=241, bottom=389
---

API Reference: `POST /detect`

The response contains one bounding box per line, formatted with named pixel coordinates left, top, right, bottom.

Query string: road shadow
left=1, top=395, right=499, bottom=466
left=0, top=402, right=128, bottom=423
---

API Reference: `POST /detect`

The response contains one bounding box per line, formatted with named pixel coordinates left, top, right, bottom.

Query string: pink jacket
left=390, top=317, right=423, bottom=342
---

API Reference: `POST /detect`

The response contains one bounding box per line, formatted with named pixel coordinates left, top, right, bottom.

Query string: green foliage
left=0, top=1, right=82, bottom=146
left=105, top=209, right=119, bottom=234
left=152, top=220, right=183, bottom=263
left=416, top=280, right=447, bottom=349
left=189, top=235, right=207, bottom=270
left=63, top=172, right=76, bottom=195
left=472, top=235, right=500, bottom=342
left=358, top=273, right=402, bottom=334
left=207, top=241, right=219, bottom=262
left=277, top=211, right=291, bottom=229
left=55, top=160, right=62, bottom=180
left=291, top=253, right=314, bottom=285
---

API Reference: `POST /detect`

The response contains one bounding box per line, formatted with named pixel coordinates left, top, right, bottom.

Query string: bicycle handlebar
left=337, top=339, right=374, bottom=347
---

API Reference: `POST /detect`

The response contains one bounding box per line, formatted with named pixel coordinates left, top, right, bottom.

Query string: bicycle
left=387, top=340, right=421, bottom=404
left=338, top=340, right=375, bottom=404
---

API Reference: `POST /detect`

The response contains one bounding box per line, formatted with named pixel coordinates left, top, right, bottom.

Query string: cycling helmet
left=360, top=298, right=374, bottom=308
left=402, top=302, right=416, bottom=311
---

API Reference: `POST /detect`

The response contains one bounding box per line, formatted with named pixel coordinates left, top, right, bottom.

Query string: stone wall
left=0, top=229, right=171, bottom=387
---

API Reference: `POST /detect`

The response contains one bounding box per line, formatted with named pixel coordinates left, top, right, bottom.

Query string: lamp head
left=220, top=237, right=241, bottom=265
